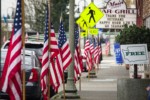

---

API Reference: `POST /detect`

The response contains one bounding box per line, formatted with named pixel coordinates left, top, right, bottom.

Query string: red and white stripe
left=60, top=41, right=72, bottom=71
left=89, top=42, right=94, bottom=54
left=40, top=33, right=49, bottom=99
left=84, top=39, right=92, bottom=70
left=0, top=0, right=22, bottom=99
left=105, top=42, right=110, bottom=56
left=50, top=26, right=63, bottom=91
left=94, top=45, right=102, bottom=64
left=0, top=30, right=22, bottom=100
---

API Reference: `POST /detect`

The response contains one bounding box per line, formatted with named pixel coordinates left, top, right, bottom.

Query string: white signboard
left=96, top=0, right=137, bottom=29
left=121, top=44, right=149, bottom=64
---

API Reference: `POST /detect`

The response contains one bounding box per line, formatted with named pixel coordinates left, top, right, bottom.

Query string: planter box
left=117, top=78, right=150, bottom=100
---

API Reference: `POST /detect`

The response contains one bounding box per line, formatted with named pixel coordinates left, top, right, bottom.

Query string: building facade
left=143, top=0, right=150, bottom=28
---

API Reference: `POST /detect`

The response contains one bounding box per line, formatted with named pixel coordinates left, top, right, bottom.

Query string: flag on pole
left=105, top=41, right=110, bottom=56
left=89, top=38, right=94, bottom=55
left=40, top=6, right=49, bottom=100
left=49, top=23, right=63, bottom=91
left=93, top=38, right=101, bottom=64
left=84, top=39, right=92, bottom=71
left=74, top=27, right=83, bottom=81
left=58, top=20, right=72, bottom=71
left=0, top=0, right=22, bottom=99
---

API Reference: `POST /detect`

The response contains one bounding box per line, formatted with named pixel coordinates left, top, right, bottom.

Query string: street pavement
left=52, top=52, right=129, bottom=100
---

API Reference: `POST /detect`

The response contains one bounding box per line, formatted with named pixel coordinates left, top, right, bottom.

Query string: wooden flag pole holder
left=21, top=0, right=26, bottom=99
left=78, top=26, right=82, bottom=92
left=79, top=75, right=81, bottom=92
left=62, top=73, right=66, bottom=100
left=48, top=0, right=51, bottom=99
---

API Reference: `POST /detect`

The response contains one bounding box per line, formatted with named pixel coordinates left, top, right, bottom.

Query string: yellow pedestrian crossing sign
left=76, top=17, right=88, bottom=30
left=89, top=28, right=99, bottom=35
left=80, top=31, right=88, bottom=37
left=80, top=2, right=104, bottom=28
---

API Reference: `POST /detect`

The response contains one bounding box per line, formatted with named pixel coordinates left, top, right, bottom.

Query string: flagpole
left=60, top=13, right=66, bottom=100
left=78, top=26, right=82, bottom=92
left=87, top=28, right=90, bottom=80
left=21, top=0, right=26, bottom=100
left=48, top=0, right=51, bottom=99
left=62, top=72, right=66, bottom=100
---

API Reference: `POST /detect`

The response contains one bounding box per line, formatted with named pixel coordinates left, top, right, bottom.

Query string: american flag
left=74, top=27, right=83, bottom=81
left=49, top=23, right=63, bottom=91
left=89, top=38, right=94, bottom=55
left=40, top=6, right=49, bottom=100
left=93, top=38, right=101, bottom=64
left=105, top=41, right=110, bottom=56
left=58, top=20, right=72, bottom=71
left=84, top=39, right=92, bottom=70
left=0, top=0, right=22, bottom=99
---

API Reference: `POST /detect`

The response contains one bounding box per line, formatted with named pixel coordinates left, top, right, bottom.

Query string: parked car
left=0, top=49, right=56, bottom=99
left=1, top=40, right=43, bottom=63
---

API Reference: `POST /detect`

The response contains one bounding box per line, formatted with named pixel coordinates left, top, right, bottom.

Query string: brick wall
left=143, top=0, right=150, bottom=19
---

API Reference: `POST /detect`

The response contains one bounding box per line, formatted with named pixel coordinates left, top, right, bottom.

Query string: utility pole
left=65, top=0, right=80, bottom=99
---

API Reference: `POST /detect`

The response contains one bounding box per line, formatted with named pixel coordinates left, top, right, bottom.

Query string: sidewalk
left=52, top=55, right=129, bottom=100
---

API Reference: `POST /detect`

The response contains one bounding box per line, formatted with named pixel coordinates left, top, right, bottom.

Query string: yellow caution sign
left=80, top=2, right=104, bottom=28
left=76, top=17, right=88, bottom=30
left=80, top=31, right=88, bottom=37
left=89, top=28, right=99, bottom=35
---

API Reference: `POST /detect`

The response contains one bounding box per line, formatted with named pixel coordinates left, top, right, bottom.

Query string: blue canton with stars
left=74, top=27, right=79, bottom=48
left=44, top=6, right=49, bottom=43
left=58, top=21, right=67, bottom=48
left=14, top=0, right=22, bottom=34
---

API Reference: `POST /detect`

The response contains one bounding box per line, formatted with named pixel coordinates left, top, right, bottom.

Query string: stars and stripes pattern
left=49, top=23, right=63, bottom=91
left=105, top=41, right=110, bottom=56
left=40, top=6, right=49, bottom=100
left=58, top=20, right=72, bottom=71
left=89, top=38, right=94, bottom=55
left=0, top=0, right=22, bottom=99
left=84, top=39, right=92, bottom=71
left=74, top=27, right=83, bottom=81
left=93, top=38, right=101, bottom=64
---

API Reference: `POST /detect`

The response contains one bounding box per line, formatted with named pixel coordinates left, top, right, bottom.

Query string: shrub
left=115, top=24, right=150, bottom=51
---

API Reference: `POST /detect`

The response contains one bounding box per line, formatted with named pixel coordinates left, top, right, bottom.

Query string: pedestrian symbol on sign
left=82, top=19, right=87, bottom=28
left=87, top=7, right=96, bottom=23
left=80, top=2, right=104, bottom=28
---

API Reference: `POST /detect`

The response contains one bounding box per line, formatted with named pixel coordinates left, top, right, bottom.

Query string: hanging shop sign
left=96, top=0, right=137, bottom=29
